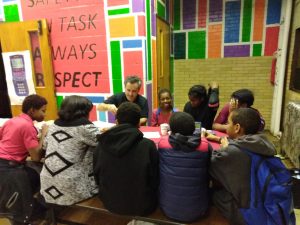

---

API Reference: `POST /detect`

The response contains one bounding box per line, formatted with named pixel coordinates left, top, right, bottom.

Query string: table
left=140, top=126, right=227, bottom=150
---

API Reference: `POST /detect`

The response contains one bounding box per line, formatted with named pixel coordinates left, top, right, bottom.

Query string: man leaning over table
left=97, top=75, right=149, bottom=125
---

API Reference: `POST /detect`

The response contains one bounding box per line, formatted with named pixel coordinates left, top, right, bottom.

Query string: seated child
left=158, top=112, right=211, bottom=222
left=183, top=82, right=219, bottom=129
left=40, top=95, right=99, bottom=205
left=94, top=102, right=159, bottom=216
left=209, top=108, right=294, bottom=225
left=213, top=89, right=265, bottom=132
left=151, top=88, right=177, bottom=126
left=0, top=94, right=48, bottom=223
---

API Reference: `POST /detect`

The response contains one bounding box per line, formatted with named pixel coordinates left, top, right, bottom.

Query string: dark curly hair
left=58, top=95, right=93, bottom=121
left=22, top=94, right=47, bottom=113
left=188, top=85, right=207, bottom=101
left=231, top=108, right=261, bottom=135
left=116, top=102, right=141, bottom=126
left=169, top=112, right=195, bottom=136
left=231, top=89, right=254, bottom=107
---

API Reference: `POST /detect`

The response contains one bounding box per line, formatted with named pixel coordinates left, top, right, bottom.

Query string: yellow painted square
left=109, top=16, right=135, bottom=38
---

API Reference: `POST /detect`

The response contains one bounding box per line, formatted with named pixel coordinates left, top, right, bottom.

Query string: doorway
left=156, top=17, right=170, bottom=107
left=0, top=43, right=12, bottom=118
left=0, top=19, right=57, bottom=120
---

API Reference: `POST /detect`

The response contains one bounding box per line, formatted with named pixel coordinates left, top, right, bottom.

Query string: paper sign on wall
left=2, top=50, right=36, bottom=105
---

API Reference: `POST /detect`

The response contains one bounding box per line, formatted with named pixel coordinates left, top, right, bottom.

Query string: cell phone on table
left=10, top=55, right=29, bottom=96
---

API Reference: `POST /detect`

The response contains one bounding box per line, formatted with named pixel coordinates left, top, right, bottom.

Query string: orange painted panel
left=123, top=51, right=144, bottom=94
left=138, top=15, right=146, bottom=36
left=253, top=0, right=265, bottom=41
left=152, top=39, right=158, bottom=108
left=109, top=16, right=135, bottom=38
left=208, top=24, right=222, bottom=58
left=107, top=0, right=129, bottom=6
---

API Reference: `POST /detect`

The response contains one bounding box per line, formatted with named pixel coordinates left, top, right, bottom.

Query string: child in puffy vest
left=158, top=112, right=211, bottom=222
left=210, top=108, right=295, bottom=225
left=151, top=88, right=177, bottom=126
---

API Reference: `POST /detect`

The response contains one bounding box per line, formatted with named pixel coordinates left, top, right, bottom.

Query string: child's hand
left=100, top=127, right=110, bottom=133
left=41, top=124, right=48, bottom=137
left=220, top=137, right=229, bottom=148
left=209, top=82, right=219, bottom=89
left=108, top=104, right=118, bottom=114
left=229, top=98, right=239, bottom=112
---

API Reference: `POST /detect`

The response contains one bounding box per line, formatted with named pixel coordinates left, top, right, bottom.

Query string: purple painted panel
left=224, top=45, right=250, bottom=57
left=183, top=0, right=196, bottom=29
left=108, top=112, right=115, bottom=123
left=151, top=0, right=156, bottom=36
left=132, top=0, right=145, bottom=12
left=146, top=83, right=152, bottom=125
left=209, top=0, right=222, bottom=22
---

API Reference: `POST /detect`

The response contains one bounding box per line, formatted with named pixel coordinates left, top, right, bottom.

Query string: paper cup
left=160, top=123, right=169, bottom=136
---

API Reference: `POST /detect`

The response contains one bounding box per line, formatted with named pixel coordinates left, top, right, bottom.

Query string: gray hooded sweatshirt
left=209, top=134, right=276, bottom=225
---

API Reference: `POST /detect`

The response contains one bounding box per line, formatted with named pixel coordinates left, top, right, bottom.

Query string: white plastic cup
left=160, top=123, right=170, bottom=136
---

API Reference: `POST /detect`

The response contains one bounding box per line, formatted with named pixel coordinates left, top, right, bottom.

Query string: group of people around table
left=0, top=75, right=295, bottom=225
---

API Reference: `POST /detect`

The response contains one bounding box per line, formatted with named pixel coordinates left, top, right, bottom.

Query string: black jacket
left=93, top=124, right=159, bottom=216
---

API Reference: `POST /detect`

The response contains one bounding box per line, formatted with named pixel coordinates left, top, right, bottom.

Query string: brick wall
left=174, top=57, right=274, bottom=129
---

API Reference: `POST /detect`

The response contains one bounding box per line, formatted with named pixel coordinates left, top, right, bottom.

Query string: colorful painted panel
left=253, top=0, right=265, bottom=41
left=264, top=26, right=280, bottom=56
left=225, top=1, right=241, bottom=43
left=21, top=1, right=110, bottom=94
left=172, top=0, right=282, bottom=58
left=5, top=0, right=155, bottom=122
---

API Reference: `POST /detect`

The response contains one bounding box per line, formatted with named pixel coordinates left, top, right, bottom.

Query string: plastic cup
left=160, top=123, right=169, bottom=136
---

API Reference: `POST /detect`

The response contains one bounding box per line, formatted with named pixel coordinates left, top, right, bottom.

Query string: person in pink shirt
left=212, top=89, right=265, bottom=132
left=151, top=89, right=177, bottom=126
left=0, top=94, right=48, bottom=224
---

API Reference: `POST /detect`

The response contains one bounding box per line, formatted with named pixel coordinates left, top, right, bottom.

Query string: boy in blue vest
left=158, top=112, right=211, bottom=222
left=209, top=108, right=294, bottom=225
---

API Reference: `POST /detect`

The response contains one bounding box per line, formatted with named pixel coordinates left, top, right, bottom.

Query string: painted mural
left=170, top=0, right=282, bottom=59
left=0, top=0, right=156, bottom=122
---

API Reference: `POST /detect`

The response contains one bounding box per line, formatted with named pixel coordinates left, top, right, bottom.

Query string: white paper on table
left=143, top=132, right=161, bottom=139
left=93, top=121, right=116, bottom=129
left=0, top=118, right=10, bottom=127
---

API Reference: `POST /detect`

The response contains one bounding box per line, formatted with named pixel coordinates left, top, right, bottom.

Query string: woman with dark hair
left=183, top=82, right=219, bottom=130
left=212, top=89, right=265, bottom=132
left=40, top=95, right=99, bottom=205
left=151, top=88, right=177, bottom=126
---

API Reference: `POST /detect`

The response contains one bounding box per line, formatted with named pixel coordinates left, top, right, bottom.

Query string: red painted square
left=123, top=51, right=144, bottom=95
left=107, top=0, right=129, bottom=6
left=264, top=26, right=280, bottom=56
left=89, top=105, right=97, bottom=122
left=138, top=15, right=146, bottom=36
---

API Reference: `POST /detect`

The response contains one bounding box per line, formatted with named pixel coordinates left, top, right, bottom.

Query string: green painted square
left=110, top=41, right=122, bottom=94
left=56, top=96, right=64, bottom=109
left=188, top=31, right=206, bottom=59
left=174, top=33, right=186, bottom=59
left=253, top=44, right=262, bottom=56
left=4, top=4, right=20, bottom=22
left=157, top=1, right=166, bottom=19
left=108, top=8, right=129, bottom=16
left=242, top=0, right=252, bottom=42
left=174, top=0, right=180, bottom=30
